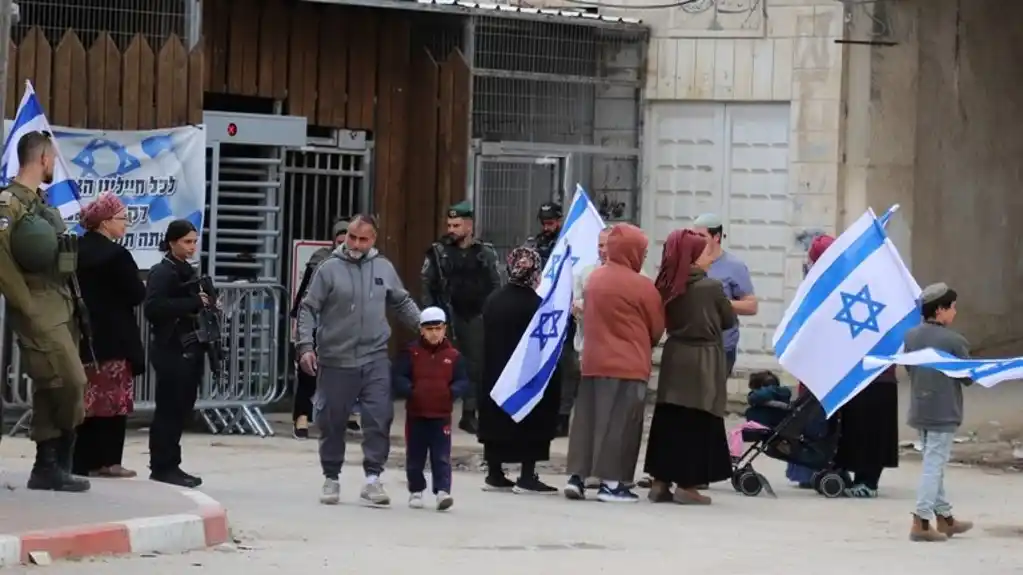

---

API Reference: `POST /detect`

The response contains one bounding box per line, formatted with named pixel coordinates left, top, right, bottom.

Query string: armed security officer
left=0, top=131, right=90, bottom=492
left=421, top=201, right=500, bottom=434
left=524, top=202, right=579, bottom=436
left=524, top=202, right=563, bottom=267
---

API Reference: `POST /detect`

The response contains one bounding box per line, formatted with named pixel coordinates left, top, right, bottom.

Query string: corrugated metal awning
left=301, top=0, right=646, bottom=29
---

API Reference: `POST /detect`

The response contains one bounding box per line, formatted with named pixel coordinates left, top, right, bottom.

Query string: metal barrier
left=2, top=282, right=287, bottom=438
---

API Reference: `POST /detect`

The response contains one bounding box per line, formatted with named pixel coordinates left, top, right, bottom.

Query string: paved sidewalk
left=0, top=443, right=229, bottom=567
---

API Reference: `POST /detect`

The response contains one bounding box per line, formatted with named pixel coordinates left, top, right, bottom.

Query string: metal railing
left=3, top=282, right=287, bottom=438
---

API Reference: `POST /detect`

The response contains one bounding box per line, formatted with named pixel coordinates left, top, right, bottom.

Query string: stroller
left=730, top=391, right=849, bottom=498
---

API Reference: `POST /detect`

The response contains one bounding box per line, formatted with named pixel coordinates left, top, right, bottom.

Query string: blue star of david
left=530, top=310, right=563, bottom=350
left=833, top=285, right=886, bottom=339
left=543, top=253, right=582, bottom=280
left=71, top=138, right=142, bottom=178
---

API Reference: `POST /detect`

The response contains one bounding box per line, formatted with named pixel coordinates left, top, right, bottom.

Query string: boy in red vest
left=393, top=306, right=469, bottom=511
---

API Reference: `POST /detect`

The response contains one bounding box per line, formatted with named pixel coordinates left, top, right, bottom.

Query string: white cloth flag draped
left=490, top=186, right=605, bottom=422
left=0, top=81, right=82, bottom=219
left=864, top=350, right=1023, bottom=388
left=772, top=207, right=922, bottom=416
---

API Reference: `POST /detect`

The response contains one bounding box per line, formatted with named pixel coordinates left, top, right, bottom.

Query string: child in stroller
left=727, top=371, right=792, bottom=458
left=729, top=378, right=848, bottom=498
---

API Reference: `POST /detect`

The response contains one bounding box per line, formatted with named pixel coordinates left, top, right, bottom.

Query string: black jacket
left=76, top=231, right=147, bottom=375
left=144, top=254, right=203, bottom=351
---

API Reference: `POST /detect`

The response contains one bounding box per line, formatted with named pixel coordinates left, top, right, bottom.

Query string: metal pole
left=0, top=0, right=14, bottom=129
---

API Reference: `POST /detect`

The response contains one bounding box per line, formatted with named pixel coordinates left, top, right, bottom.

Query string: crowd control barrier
left=1, top=282, right=288, bottom=438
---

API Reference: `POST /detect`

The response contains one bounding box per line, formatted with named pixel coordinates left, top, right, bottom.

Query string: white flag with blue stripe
left=772, top=208, right=922, bottom=416
left=1, top=81, right=82, bottom=219
left=490, top=185, right=605, bottom=421
left=864, top=350, right=1021, bottom=388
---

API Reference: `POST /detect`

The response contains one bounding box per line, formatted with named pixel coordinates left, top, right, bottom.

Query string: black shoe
left=513, top=474, right=558, bottom=495
left=150, top=468, right=202, bottom=489
left=554, top=414, right=570, bottom=438
left=482, top=474, right=516, bottom=492
left=293, top=425, right=309, bottom=439
left=458, top=412, right=478, bottom=434
left=346, top=419, right=361, bottom=432
left=27, top=440, right=91, bottom=493
left=563, top=475, right=586, bottom=500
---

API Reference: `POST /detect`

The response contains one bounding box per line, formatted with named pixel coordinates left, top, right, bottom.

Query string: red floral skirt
left=84, top=359, right=135, bottom=417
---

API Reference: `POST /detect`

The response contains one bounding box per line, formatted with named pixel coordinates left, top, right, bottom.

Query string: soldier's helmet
left=11, top=213, right=59, bottom=273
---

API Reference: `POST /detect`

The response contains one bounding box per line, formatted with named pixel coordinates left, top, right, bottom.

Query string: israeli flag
left=773, top=207, right=922, bottom=416
left=864, top=350, right=1023, bottom=389
left=490, top=245, right=576, bottom=421
left=1, top=81, right=82, bottom=219
left=490, top=185, right=605, bottom=421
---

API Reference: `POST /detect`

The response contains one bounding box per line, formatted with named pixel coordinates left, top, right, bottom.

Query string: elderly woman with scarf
left=785, top=235, right=900, bottom=496
left=71, top=193, right=146, bottom=478
left=645, top=229, right=737, bottom=505
left=477, top=247, right=562, bottom=494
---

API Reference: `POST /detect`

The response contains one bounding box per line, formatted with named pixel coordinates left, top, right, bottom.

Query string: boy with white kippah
left=904, top=282, right=974, bottom=542
left=392, top=306, right=470, bottom=511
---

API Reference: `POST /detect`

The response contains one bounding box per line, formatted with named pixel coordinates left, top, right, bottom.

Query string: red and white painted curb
left=0, top=489, right=229, bottom=567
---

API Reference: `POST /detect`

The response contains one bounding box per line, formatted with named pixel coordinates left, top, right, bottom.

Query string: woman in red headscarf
left=644, top=229, right=737, bottom=505
left=71, top=192, right=146, bottom=479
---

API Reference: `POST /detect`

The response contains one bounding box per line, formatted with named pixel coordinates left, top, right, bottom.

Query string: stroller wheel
left=818, top=472, right=846, bottom=498
left=738, top=470, right=763, bottom=497
left=730, top=472, right=742, bottom=492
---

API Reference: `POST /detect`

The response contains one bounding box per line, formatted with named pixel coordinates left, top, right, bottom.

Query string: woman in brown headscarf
left=644, top=229, right=737, bottom=505
left=477, top=246, right=562, bottom=494
left=72, top=192, right=146, bottom=478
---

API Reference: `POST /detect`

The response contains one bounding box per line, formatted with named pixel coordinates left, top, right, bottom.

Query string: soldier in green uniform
left=523, top=202, right=563, bottom=267
left=421, top=201, right=500, bottom=434
left=0, top=131, right=90, bottom=492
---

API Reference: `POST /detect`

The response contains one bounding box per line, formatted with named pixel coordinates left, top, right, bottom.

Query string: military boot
left=27, top=439, right=91, bottom=493
left=55, top=432, right=76, bottom=473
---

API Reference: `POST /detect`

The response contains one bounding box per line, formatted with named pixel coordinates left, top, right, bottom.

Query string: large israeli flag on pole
left=773, top=207, right=922, bottom=416
left=490, top=185, right=605, bottom=421
left=0, top=81, right=82, bottom=219
left=864, top=350, right=1022, bottom=389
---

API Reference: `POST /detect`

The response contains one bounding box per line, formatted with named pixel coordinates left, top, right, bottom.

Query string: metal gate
left=281, top=128, right=372, bottom=302
left=202, top=112, right=307, bottom=435
left=474, top=154, right=565, bottom=263
left=204, top=111, right=308, bottom=283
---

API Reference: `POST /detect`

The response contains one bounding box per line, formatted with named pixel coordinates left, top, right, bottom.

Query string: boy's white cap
left=420, top=306, right=447, bottom=325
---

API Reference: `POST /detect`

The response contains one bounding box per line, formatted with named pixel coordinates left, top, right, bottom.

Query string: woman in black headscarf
left=478, top=246, right=561, bottom=495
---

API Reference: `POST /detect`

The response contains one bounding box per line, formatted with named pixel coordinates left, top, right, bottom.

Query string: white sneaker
left=320, top=478, right=340, bottom=505
left=360, top=480, right=391, bottom=506
left=409, top=491, right=425, bottom=509
left=436, top=491, right=454, bottom=511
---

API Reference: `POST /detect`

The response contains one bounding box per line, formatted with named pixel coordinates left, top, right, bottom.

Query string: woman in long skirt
left=644, top=229, right=737, bottom=505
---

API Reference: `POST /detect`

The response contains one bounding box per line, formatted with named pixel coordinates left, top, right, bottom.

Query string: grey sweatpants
left=314, top=358, right=393, bottom=479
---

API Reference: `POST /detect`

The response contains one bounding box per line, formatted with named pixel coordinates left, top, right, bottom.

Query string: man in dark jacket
left=392, top=306, right=469, bottom=511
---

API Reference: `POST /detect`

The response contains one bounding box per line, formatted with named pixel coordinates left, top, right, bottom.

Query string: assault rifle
left=185, top=275, right=225, bottom=376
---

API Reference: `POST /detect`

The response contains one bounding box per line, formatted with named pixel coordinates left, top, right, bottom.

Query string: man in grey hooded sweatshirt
left=297, top=214, right=420, bottom=506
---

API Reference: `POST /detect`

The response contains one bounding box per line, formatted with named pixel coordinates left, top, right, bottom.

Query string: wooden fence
left=6, top=27, right=203, bottom=130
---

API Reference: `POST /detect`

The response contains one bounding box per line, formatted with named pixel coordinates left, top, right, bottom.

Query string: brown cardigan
left=655, top=268, right=738, bottom=417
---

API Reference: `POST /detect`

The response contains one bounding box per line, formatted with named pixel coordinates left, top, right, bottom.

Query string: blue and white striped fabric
left=864, top=349, right=1021, bottom=388
left=0, top=81, right=82, bottom=219
left=490, top=186, right=605, bottom=422
left=772, top=207, right=922, bottom=416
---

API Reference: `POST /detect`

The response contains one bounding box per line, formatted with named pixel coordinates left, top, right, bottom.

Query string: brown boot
left=909, top=515, right=949, bottom=542
left=935, top=515, right=974, bottom=537
left=674, top=487, right=712, bottom=505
